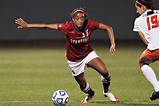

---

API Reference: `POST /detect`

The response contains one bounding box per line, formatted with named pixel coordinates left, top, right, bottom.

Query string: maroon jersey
left=57, top=19, right=100, bottom=61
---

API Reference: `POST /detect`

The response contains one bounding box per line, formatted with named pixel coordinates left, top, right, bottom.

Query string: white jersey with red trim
left=133, top=10, right=159, bottom=50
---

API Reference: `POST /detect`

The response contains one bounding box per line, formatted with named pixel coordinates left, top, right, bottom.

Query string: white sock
left=141, top=65, right=159, bottom=92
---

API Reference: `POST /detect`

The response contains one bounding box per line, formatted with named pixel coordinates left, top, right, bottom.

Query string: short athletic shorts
left=144, top=49, right=159, bottom=61
left=67, top=51, right=99, bottom=76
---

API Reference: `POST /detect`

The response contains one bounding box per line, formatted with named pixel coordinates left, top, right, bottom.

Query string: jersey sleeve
left=133, top=18, right=141, bottom=32
left=89, top=19, right=100, bottom=30
left=133, top=17, right=150, bottom=42
left=57, top=22, right=70, bottom=33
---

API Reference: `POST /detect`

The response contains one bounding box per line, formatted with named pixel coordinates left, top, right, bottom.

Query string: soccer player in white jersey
left=133, top=0, right=159, bottom=100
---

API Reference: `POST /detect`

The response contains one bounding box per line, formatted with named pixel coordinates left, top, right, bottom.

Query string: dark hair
left=136, top=0, right=153, bottom=9
left=70, top=8, right=87, bottom=18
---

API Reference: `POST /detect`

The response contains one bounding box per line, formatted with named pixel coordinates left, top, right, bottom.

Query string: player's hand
left=109, top=44, right=116, bottom=54
left=15, top=18, right=28, bottom=29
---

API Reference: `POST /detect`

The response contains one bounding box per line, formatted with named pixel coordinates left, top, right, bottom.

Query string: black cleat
left=150, top=91, right=159, bottom=101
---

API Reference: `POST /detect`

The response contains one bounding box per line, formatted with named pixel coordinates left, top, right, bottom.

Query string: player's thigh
left=87, top=57, right=108, bottom=74
left=139, top=49, right=153, bottom=65
left=139, top=50, right=146, bottom=60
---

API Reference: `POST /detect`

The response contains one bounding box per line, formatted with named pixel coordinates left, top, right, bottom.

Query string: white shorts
left=67, top=51, right=99, bottom=76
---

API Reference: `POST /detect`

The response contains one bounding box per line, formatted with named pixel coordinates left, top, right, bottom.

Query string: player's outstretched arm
left=99, top=23, right=116, bottom=54
left=15, top=18, right=58, bottom=30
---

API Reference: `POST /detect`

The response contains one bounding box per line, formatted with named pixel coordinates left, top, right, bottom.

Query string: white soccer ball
left=52, top=90, right=69, bottom=106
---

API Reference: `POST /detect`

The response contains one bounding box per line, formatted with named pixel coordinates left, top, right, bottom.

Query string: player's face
left=135, top=2, right=146, bottom=15
left=72, top=12, right=85, bottom=28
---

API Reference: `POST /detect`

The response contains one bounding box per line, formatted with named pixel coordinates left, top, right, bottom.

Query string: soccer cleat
left=150, top=91, right=159, bottom=101
left=103, top=91, right=119, bottom=102
left=80, top=93, right=95, bottom=104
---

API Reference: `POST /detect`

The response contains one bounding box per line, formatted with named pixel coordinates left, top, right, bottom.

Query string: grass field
left=0, top=47, right=158, bottom=106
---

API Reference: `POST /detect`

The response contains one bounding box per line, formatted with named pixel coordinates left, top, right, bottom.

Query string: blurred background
left=0, top=1, right=159, bottom=106
left=0, top=0, right=159, bottom=47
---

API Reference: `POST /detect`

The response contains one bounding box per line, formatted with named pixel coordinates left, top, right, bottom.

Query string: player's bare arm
left=99, top=23, right=116, bottom=54
left=15, top=18, right=58, bottom=29
left=138, top=31, right=149, bottom=45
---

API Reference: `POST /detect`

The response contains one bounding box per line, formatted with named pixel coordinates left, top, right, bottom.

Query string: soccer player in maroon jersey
left=15, top=8, right=118, bottom=103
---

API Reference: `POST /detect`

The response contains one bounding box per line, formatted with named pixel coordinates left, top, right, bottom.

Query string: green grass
left=0, top=47, right=158, bottom=106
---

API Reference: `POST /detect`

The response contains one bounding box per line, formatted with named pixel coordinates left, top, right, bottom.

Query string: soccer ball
left=52, top=90, right=69, bottom=106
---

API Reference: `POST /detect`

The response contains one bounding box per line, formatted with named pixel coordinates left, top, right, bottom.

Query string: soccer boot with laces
left=103, top=91, right=119, bottom=102
left=150, top=91, right=159, bottom=101
left=80, top=91, right=95, bottom=104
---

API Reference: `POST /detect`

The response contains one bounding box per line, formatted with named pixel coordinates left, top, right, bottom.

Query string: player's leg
left=74, top=73, right=95, bottom=103
left=87, top=57, right=118, bottom=102
left=139, top=49, right=159, bottom=100
left=67, top=59, right=95, bottom=103
left=87, top=57, right=110, bottom=91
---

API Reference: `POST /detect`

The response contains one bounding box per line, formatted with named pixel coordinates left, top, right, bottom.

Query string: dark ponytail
left=137, top=0, right=153, bottom=9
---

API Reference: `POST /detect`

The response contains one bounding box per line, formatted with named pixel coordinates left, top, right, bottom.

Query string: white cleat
left=103, top=91, right=119, bottom=102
